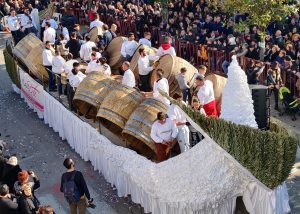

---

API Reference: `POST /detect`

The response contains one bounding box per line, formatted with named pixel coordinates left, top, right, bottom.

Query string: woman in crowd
left=267, top=61, right=282, bottom=111
left=18, top=183, right=40, bottom=214
left=14, top=170, right=40, bottom=199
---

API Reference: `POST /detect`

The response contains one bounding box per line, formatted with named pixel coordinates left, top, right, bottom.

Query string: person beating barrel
left=195, top=74, right=218, bottom=117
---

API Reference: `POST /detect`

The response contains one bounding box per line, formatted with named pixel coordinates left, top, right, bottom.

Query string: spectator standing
left=101, top=24, right=112, bottom=47
left=121, top=61, right=136, bottom=88
left=80, top=35, right=96, bottom=62
left=138, top=48, right=157, bottom=92
left=90, top=13, right=104, bottom=29
left=139, top=32, right=152, bottom=47
left=121, top=33, right=138, bottom=61
left=156, top=37, right=176, bottom=57
left=20, top=7, right=37, bottom=36
left=7, top=9, right=21, bottom=43
left=267, top=62, right=282, bottom=111
left=13, top=170, right=40, bottom=199
left=109, top=24, right=117, bottom=39
left=43, top=41, right=55, bottom=91
left=18, top=183, right=40, bottom=214
left=41, top=14, right=58, bottom=30
left=43, top=22, right=56, bottom=44
left=1, top=156, right=22, bottom=193
left=0, top=184, right=18, bottom=214
left=60, top=158, right=93, bottom=214
left=177, top=67, right=191, bottom=104
left=66, top=32, right=81, bottom=59
left=52, top=50, right=66, bottom=96
left=150, top=112, right=178, bottom=162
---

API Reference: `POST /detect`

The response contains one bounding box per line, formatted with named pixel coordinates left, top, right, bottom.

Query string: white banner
left=19, top=68, right=44, bottom=119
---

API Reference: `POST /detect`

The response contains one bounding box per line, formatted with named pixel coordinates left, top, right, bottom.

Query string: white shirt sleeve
left=150, top=122, right=164, bottom=143
left=156, top=47, right=163, bottom=57
left=170, top=120, right=178, bottom=139
left=121, top=42, right=127, bottom=57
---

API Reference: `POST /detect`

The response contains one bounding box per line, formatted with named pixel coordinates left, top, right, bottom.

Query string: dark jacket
left=18, top=195, right=39, bottom=214
left=60, top=170, right=90, bottom=201
left=101, top=31, right=113, bottom=47
left=0, top=197, right=19, bottom=214
left=65, top=39, right=81, bottom=59
left=1, top=164, right=22, bottom=192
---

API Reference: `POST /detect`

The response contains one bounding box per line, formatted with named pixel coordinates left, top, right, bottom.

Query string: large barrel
left=12, top=34, right=49, bottom=82
left=73, top=72, right=116, bottom=118
left=96, top=84, right=144, bottom=135
left=130, top=44, right=157, bottom=79
left=205, top=74, right=227, bottom=114
left=122, top=98, right=168, bottom=159
left=150, top=55, right=197, bottom=97
left=88, top=27, right=102, bottom=43
left=106, top=36, right=127, bottom=74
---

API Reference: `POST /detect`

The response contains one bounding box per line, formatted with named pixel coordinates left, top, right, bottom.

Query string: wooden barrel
left=129, top=44, right=157, bottom=79
left=150, top=55, right=197, bottom=97
left=12, top=33, right=49, bottom=82
left=205, top=74, right=227, bottom=114
left=96, top=84, right=144, bottom=135
left=122, top=98, right=168, bottom=159
left=106, top=36, right=127, bottom=74
left=88, top=27, right=103, bottom=43
left=73, top=72, right=116, bottom=118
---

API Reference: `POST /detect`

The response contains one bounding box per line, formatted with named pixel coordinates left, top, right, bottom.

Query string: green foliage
left=161, top=92, right=298, bottom=189
left=209, top=0, right=299, bottom=36
left=3, top=48, right=20, bottom=88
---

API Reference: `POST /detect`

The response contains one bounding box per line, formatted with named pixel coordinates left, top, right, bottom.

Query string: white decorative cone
left=220, top=55, right=258, bottom=128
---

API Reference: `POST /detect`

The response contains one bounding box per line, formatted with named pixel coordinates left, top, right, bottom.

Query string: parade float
left=3, top=34, right=298, bottom=214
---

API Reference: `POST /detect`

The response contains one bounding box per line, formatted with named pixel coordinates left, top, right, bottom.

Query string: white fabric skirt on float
left=18, top=89, right=290, bottom=214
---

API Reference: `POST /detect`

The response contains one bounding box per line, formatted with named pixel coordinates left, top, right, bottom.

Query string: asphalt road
left=0, top=32, right=142, bottom=214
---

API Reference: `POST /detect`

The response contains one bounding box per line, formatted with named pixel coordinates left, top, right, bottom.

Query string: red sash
left=203, top=100, right=218, bottom=117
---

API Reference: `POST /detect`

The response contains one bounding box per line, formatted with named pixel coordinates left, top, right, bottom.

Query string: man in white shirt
left=20, top=7, right=37, bottom=36
left=156, top=36, right=176, bottom=57
left=137, top=48, right=157, bottom=92
left=52, top=50, right=66, bottom=95
left=43, top=22, right=56, bottom=44
left=121, top=61, right=136, bottom=88
left=153, top=69, right=170, bottom=105
left=68, top=66, right=86, bottom=111
left=195, top=74, right=218, bottom=117
left=7, top=9, right=21, bottom=43
left=42, top=41, right=55, bottom=91
left=59, top=23, right=70, bottom=41
left=89, top=13, right=104, bottom=29
left=167, top=93, right=190, bottom=153
left=138, top=32, right=152, bottom=47
left=150, top=112, right=178, bottom=162
left=80, top=35, right=96, bottom=62
left=63, top=53, right=77, bottom=78
left=41, top=14, right=58, bottom=30
left=121, top=33, right=138, bottom=61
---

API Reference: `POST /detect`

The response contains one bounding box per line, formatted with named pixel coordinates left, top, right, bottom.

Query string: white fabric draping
left=40, top=91, right=290, bottom=214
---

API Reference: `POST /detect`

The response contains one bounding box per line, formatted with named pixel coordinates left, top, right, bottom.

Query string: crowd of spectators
left=43, top=0, right=300, bottom=96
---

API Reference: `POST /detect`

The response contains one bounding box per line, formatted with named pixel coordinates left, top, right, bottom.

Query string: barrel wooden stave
left=88, top=27, right=103, bottom=43
left=205, top=74, right=227, bottom=114
left=106, top=37, right=127, bottom=74
left=151, top=55, right=197, bottom=97
left=122, top=98, right=168, bottom=159
left=12, top=34, right=49, bottom=82
left=130, top=44, right=157, bottom=79
left=97, top=84, right=144, bottom=135
left=73, top=73, right=116, bottom=118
